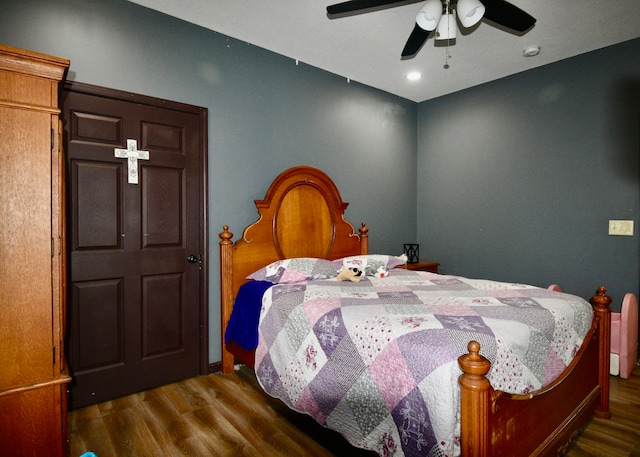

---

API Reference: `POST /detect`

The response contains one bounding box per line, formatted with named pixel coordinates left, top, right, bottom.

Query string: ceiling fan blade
left=401, top=24, right=431, bottom=57
left=481, top=0, right=536, bottom=32
left=327, top=0, right=416, bottom=15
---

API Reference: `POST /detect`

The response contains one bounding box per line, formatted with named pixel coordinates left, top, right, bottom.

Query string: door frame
left=62, top=81, right=210, bottom=376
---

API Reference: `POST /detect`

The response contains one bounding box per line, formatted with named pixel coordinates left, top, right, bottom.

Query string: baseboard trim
left=208, top=361, right=222, bottom=374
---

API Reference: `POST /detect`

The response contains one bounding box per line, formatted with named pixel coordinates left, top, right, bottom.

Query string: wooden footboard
left=458, top=287, right=612, bottom=456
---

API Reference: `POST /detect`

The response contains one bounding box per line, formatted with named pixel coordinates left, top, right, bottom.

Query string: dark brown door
left=62, top=83, right=208, bottom=409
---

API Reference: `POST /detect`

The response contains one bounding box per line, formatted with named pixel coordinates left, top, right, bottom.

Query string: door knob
left=187, top=254, right=199, bottom=264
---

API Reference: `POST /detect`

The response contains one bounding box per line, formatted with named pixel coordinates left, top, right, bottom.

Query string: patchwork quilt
left=254, top=270, right=593, bottom=457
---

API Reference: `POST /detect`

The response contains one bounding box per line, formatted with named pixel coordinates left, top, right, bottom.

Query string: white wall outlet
left=608, top=220, right=634, bottom=236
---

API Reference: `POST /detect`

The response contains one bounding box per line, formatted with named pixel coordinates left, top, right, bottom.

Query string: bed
left=219, top=165, right=612, bottom=456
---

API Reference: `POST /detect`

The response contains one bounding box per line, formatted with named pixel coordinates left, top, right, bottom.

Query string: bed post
left=458, top=341, right=492, bottom=456
left=359, top=223, right=369, bottom=255
left=219, top=226, right=235, bottom=374
left=591, top=286, right=612, bottom=419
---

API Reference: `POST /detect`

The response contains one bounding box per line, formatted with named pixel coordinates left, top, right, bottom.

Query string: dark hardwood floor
left=69, top=365, right=640, bottom=456
left=565, top=365, right=640, bottom=457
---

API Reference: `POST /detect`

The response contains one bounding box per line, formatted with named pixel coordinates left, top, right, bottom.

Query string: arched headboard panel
left=219, top=166, right=368, bottom=372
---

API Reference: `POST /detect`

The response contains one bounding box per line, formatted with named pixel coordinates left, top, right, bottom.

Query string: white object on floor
left=610, top=353, right=620, bottom=376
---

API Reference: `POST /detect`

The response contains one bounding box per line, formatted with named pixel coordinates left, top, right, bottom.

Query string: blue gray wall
left=1, top=0, right=638, bottom=363
left=0, top=0, right=417, bottom=363
left=417, top=39, right=640, bottom=303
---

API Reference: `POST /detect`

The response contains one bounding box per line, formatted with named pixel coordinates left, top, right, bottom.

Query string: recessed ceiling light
left=523, top=46, right=541, bottom=57
left=407, top=71, right=422, bottom=81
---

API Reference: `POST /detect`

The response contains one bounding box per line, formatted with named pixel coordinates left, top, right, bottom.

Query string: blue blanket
left=224, top=280, right=273, bottom=350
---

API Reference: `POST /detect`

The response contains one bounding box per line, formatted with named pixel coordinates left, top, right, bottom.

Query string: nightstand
left=397, top=261, right=440, bottom=273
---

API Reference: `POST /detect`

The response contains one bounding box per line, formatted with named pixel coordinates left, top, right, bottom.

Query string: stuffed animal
left=336, top=266, right=363, bottom=282
left=364, top=260, right=389, bottom=278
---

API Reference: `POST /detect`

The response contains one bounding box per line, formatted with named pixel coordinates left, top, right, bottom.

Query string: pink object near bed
left=610, top=293, right=638, bottom=379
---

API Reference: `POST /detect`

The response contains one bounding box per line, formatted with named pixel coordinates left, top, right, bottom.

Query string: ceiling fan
left=326, top=0, right=536, bottom=58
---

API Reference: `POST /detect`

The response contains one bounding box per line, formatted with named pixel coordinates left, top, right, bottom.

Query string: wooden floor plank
left=67, top=401, right=114, bottom=456
left=69, top=364, right=639, bottom=456
left=202, top=376, right=322, bottom=456
left=101, top=407, right=165, bottom=457
left=136, top=389, right=207, bottom=456
left=566, top=365, right=640, bottom=457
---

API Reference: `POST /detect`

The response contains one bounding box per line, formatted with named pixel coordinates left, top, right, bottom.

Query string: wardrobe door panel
left=0, top=108, right=53, bottom=389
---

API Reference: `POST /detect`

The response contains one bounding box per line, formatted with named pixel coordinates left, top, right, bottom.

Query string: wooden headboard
left=219, top=166, right=368, bottom=372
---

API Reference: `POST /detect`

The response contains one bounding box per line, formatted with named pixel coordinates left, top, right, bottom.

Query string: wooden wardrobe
left=0, top=45, right=70, bottom=456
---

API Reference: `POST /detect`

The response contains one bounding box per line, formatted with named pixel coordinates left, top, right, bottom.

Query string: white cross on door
left=114, top=139, right=149, bottom=184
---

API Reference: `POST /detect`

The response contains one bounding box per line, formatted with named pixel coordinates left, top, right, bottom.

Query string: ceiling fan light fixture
left=435, top=11, right=457, bottom=40
left=416, top=0, right=443, bottom=31
left=456, top=0, right=485, bottom=28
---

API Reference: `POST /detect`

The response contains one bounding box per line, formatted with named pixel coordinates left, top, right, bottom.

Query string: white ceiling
left=128, top=0, right=640, bottom=102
